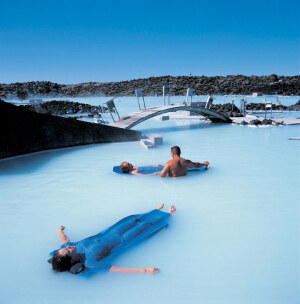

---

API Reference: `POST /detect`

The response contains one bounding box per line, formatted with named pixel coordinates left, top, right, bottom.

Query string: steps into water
left=140, top=134, right=163, bottom=149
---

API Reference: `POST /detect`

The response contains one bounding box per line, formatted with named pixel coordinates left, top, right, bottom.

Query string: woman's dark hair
left=171, top=146, right=181, bottom=156
left=52, top=252, right=73, bottom=272
left=120, top=162, right=130, bottom=173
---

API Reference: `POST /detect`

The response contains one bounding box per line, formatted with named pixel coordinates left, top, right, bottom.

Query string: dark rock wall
left=1, top=75, right=299, bottom=99
left=20, top=100, right=107, bottom=115
left=0, top=100, right=141, bottom=159
left=246, top=100, right=300, bottom=111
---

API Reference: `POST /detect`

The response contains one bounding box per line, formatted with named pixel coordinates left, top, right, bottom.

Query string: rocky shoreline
left=20, top=100, right=109, bottom=115
left=240, top=119, right=284, bottom=126
left=1, top=74, right=300, bottom=99
left=19, top=100, right=300, bottom=120
left=246, top=101, right=300, bottom=111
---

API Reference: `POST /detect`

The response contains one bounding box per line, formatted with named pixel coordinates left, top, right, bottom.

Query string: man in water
left=160, top=146, right=209, bottom=177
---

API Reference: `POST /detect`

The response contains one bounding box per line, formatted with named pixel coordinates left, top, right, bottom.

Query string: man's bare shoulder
left=180, top=157, right=188, bottom=164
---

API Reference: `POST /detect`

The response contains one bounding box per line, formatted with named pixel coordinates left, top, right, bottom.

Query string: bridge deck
left=109, top=105, right=231, bottom=129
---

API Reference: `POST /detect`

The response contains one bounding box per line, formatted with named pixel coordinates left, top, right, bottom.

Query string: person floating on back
left=48, top=203, right=176, bottom=275
left=159, top=146, right=209, bottom=177
left=119, top=162, right=162, bottom=175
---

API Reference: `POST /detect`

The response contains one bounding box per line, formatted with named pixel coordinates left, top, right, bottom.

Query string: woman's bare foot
left=157, top=203, right=164, bottom=210
left=168, top=205, right=176, bottom=214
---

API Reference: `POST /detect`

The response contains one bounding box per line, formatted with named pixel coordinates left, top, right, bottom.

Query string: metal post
left=264, top=99, right=267, bottom=116
left=271, top=105, right=272, bottom=119
left=137, top=97, right=141, bottom=110
left=108, top=108, right=115, bottom=122
left=136, top=89, right=143, bottom=110
left=105, top=99, right=117, bottom=123
left=186, top=88, right=193, bottom=106
left=115, top=108, right=120, bottom=120
left=265, top=101, right=272, bottom=119
left=240, top=99, right=245, bottom=116
left=142, top=96, right=146, bottom=109
left=163, top=85, right=170, bottom=106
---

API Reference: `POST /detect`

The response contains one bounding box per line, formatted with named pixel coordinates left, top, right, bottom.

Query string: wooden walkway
left=109, top=105, right=232, bottom=129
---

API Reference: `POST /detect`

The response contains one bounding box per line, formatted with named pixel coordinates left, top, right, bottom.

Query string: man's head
left=52, top=246, right=79, bottom=272
left=171, top=146, right=181, bottom=157
left=120, top=161, right=133, bottom=173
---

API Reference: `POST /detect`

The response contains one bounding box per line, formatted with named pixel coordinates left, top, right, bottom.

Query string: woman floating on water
left=119, top=162, right=163, bottom=175
left=48, top=204, right=176, bottom=274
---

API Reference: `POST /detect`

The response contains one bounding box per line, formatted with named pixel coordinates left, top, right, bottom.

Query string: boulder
left=250, top=119, right=262, bottom=125
left=261, top=119, right=273, bottom=125
left=289, top=101, right=300, bottom=111
left=20, top=100, right=105, bottom=116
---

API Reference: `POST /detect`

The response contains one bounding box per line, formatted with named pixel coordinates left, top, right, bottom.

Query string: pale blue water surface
left=0, top=96, right=299, bottom=304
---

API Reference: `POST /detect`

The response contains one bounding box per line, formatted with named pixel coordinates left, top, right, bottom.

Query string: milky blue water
left=0, top=96, right=299, bottom=304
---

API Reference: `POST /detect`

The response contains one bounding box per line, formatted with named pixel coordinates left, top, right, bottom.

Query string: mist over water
left=0, top=96, right=299, bottom=303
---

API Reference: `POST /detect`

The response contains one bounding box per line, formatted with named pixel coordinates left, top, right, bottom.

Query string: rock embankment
left=21, top=100, right=244, bottom=118
left=20, top=100, right=108, bottom=115
left=19, top=100, right=300, bottom=121
left=1, top=74, right=299, bottom=99
left=246, top=100, right=300, bottom=111
left=239, top=119, right=284, bottom=126
left=210, top=103, right=243, bottom=117
left=0, top=99, right=141, bottom=159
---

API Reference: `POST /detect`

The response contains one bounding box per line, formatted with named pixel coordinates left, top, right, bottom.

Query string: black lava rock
left=20, top=100, right=104, bottom=116
left=250, top=119, right=262, bottom=125
left=1, top=75, right=300, bottom=99
left=210, top=103, right=242, bottom=117
left=245, top=102, right=299, bottom=111
left=289, top=100, right=300, bottom=111
left=261, top=119, right=273, bottom=125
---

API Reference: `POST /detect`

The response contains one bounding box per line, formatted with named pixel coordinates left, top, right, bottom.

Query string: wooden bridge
left=109, top=105, right=232, bottom=129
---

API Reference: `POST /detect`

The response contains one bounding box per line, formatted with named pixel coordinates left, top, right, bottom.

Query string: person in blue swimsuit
left=49, top=204, right=176, bottom=274
left=120, top=161, right=163, bottom=175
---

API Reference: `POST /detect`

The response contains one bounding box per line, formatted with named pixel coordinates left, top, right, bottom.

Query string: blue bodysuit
left=137, top=166, right=163, bottom=174
left=49, top=209, right=170, bottom=274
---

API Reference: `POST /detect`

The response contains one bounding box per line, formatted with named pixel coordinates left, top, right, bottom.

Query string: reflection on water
left=0, top=145, right=94, bottom=175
